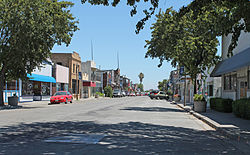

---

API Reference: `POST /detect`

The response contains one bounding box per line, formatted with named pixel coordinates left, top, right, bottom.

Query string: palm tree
left=138, top=72, right=144, bottom=84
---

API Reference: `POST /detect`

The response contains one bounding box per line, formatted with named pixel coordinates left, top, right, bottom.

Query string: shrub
left=194, top=94, right=205, bottom=102
left=209, top=98, right=233, bottom=113
left=104, top=86, right=113, bottom=98
left=96, top=92, right=104, bottom=97
left=233, top=98, right=250, bottom=119
left=210, top=98, right=219, bottom=110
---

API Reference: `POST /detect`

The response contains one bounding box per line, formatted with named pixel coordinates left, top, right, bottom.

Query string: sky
left=53, top=0, right=221, bottom=90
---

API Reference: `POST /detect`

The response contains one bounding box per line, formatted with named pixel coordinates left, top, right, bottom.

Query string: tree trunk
left=193, top=77, right=197, bottom=95
left=0, top=69, right=5, bottom=106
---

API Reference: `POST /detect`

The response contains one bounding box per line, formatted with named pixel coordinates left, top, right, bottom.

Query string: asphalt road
left=0, top=96, right=249, bottom=155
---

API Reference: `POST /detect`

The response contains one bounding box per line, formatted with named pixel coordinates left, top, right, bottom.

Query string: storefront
left=52, top=64, right=69, bottom=95
left=82, top=81, right=96, bottom=98
left=20, top=74, right=56, bottom=101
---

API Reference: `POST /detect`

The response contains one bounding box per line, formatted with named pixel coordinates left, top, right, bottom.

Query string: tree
left=138, top=72, right=144, bottom=84
left=137, top=83, right=144, bottom=92
left=81, top=0, right=249, bottom=53
left=104, top=86, right=113, bottom=97
left=0, top=0, right=78, bottom=106
left=145, top=8, right=220, bottom=94
left=158, top=79, right=168, bottom=92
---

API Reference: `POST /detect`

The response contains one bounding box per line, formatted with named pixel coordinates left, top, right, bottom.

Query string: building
left=81, top=60, right=97, bottom=98
left=51, top=51, right=82, bottom=99
left=52, top=64, right=69, bottom=95
left=211, top=31, right=250, bottom=100
left=4, top=59, right=56, bottom=103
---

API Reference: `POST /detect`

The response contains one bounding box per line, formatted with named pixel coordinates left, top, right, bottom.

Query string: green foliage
left=145, top=8, right=220, bottom=86
left=104, top=86, right=113, bottom=98
left=137, top=83, right=144, bottom=92
left=210, top=98, right=233, bottom=113
left=193, top=94, right=205, bottom=102
left=233, top=98, right=250, bottom=119
left=138, top=72, right=144, bottom=84
left=158, top=79, right=168, bottom=92
left=167, top=89, right=173, bottom=96
left=96, top=92, right=104, bottom=97
left=0, top=0, right=78, bottom=105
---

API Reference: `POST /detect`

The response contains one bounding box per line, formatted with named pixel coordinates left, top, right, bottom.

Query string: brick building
left=51, top=51, right=82, bottom=99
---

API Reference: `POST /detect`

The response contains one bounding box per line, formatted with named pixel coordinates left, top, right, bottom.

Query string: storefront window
left=72, top=79, right=77, bottom=94
left=248, top=70, right=250, bottom=89
left=224, top=74, right=237, bottom=91
left=224, top=75, right=231, bottom=90
left=4, top=80, right=19, bottom=90
left=56, top=83, right=61, bottom=91
left=41, top=82, right=50, bottom=95
left=22, top=81, right=33, bottom=96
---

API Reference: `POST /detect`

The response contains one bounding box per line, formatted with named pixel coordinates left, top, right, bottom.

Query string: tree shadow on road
left=0, top=121, right=243, bottom=155
left=121, top=107, right=184, bottom=113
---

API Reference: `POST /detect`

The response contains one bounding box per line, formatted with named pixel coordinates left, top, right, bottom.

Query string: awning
left=211, top=47, right=250, bottom=77
left=82, top=81, right=96, bottom=87
left=27, top=74, right=56, bottom=83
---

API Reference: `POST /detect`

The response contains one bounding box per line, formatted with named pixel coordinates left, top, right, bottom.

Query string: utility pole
left=117, top=52, right=119, bottom=69
left=91, top=40, right=93, bottom=61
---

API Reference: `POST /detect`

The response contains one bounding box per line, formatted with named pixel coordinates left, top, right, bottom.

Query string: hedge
left=233, top=98, right=250, bottom=120
left=210, top=98, right=233, bottom=113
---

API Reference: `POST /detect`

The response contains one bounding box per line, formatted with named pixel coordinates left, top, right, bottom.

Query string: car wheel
left=70, top=99, right=73, bottom=103
left=65, top=98, right=68, bottom=104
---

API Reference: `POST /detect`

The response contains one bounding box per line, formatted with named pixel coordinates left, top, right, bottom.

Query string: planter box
left=33, top=95, right=42, bottom=101
left=174, top=97, right=180, bottom=102
left=194, top=101, right=206, bottom=112
left=8, top=96, right=18, bottom=106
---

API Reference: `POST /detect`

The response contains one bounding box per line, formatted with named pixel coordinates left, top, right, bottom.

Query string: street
left=0, top=97, right=249, bottom=155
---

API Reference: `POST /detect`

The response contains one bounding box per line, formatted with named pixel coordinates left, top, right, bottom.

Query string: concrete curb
left=176, top=103, right=250, bottom=146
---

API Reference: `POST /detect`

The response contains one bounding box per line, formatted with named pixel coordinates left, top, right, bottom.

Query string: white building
left=211, top=31, right=250, bottom=100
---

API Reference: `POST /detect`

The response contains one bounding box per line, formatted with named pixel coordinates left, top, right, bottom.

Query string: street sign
left=180, top=66, right=184, bottom=75
left=79, top=72, right=82, bottom=80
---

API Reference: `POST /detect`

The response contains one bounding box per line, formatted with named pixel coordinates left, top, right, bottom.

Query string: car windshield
left=54, top=92, right=67, bottom=96
left=113, top=90, right=120, bottom=92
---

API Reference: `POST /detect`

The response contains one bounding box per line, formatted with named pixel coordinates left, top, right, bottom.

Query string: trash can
left=8, top=96, right=18, bottom=106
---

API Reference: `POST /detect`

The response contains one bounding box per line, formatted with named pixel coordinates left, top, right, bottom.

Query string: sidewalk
left=175, top=102, right=250, bottom=146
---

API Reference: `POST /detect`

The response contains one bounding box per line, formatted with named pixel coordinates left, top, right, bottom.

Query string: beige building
left=51, top=52, right=82, bottom=99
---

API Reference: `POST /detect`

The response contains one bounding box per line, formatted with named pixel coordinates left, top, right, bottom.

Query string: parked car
left=130, top=92, right=136, bottom=97
left=122, top=91, right=126, bottom=97
left=150, top=91, right=169, bottom=100
left=50, top=91, right=73, bottom=104
left=113, top=89, right=122, bottom=97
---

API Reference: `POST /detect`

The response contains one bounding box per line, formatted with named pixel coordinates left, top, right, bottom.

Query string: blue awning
left=211, top=47, right=250, bottom=77
left=27, top=74, right=56, bottom=83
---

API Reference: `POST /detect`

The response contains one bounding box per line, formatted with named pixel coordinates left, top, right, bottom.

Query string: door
left=240, top=81, right=247, bottom=99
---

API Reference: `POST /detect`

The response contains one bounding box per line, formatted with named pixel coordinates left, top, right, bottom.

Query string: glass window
left=72, top=79, right=77, bottom=94
left=248, top=70, right=250, bottom=89
left=54, top=92, right=67, bottom=96
left=73, top=64, right=75, bottom=73
left=4, top=80, right=19, bottom=90
left=231, top=74, right=237, bottom=90
left=41, top=82, right=50, bottom=96
left=224, top=75, right=230, bottom=90
left=22, top=81, right=33, bottom=96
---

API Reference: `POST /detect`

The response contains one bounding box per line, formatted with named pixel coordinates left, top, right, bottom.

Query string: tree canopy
left=158, top=79, right=168, bottom=92
left=145, top=7, right=220, bottom=93
left=0, top=0, right=78, bottom=105
left=138, top=72, right=144, bottom=84
left=81, top=0, right=250, bottom=47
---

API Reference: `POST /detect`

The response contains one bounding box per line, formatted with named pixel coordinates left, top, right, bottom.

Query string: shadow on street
left=0, top=121, right=243, bottom=154
left=121, top=107, right=185, bottom=113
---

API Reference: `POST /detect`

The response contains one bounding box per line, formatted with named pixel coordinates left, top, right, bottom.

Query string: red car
left=50, top=91, right=73, bottom=104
